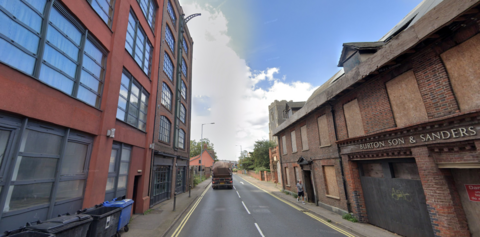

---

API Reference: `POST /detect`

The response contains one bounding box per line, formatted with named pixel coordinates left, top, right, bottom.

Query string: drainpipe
left=278, top=138, right=285, bottom=191
left=328, top=103, right=351, bottom=213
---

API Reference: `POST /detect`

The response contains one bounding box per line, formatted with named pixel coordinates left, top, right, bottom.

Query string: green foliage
left=292, top=193, right=298, bottom=198
left=254, top=167, right=270, bottom=172
left=284, top=191, right=289, bottom=195
left=251, top=140, right=276, bottom=170
left=190, top=139, right=217, bottom=160
left=342, top=213, right=358, bottom=222
left=143, top=209, right=152, bottom=215
left=193, top=175, right=206, bottom=186
left=232, top=168, right=238, bottom=172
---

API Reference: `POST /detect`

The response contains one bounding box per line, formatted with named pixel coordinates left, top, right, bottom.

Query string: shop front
left=150, top=154, right=174, bottom=206
left=175, top=158, right=188, bottom=194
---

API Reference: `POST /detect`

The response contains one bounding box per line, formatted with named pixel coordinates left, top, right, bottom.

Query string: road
left=168, top=174, right=355, bottom=237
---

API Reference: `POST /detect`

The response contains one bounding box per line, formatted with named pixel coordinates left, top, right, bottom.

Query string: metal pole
left=189, top=185, right=191, bottom=198
left=200, top=124, right=204, bottom=178
left=173, top=193, right=176, bottom=211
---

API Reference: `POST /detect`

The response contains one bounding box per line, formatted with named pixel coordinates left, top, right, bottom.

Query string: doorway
left=132, top=176, right=140, bottom=213
left=303, top=170, right=315, bottom=203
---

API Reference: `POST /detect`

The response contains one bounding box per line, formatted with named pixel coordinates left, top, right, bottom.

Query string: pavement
left=235, top=173, right=401, bottom=237
left=120, top=178, right=212, bottom=237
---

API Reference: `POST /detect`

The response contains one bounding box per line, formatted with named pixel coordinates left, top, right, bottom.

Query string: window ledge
left=115, top=118, right=147, bottom=134
left=320, top=144, right=332, bottom=148
left=302, top=149, right=309, bottom=152
left=326, top=194, right=340, bottom=200
left=285, top=185, right=290, bottom=187
left=292, top=151, right=297, bottom=154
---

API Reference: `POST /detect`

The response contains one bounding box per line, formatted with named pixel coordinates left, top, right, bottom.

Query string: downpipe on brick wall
left=328, top=103, right=351, bottom=213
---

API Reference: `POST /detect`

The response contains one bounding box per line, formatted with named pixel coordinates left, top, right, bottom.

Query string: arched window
left=163, top=53, right=174, bottom=80
left=179, top=104, right=186, bottom=123
left=178, top=129, right=185, bottom=149
left=161, top=83, right=172, bottom=110
left=159, top=116, right=171, bottom=143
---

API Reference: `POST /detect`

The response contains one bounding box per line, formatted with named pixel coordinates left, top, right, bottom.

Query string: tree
left=190, top=138, right=217, bottom=160
left=238, top=150, right=254, bottom=170
left=251, top=140, right=275, bottom=170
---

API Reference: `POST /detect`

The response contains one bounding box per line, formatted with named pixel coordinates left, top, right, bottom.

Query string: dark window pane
left=183, top=38, right=188, bottom=55
left=121, top=148, right=130, bottom=162
left=61, top=142, right=88, bottom=176
left=56, top=180, right=84, bottom=201
left=13, top=156, right=57, bottom=181
left=120, top=162, right=128, bottom=175
left=127, top=114, right=137, bottom=126
left=165, top=26, right=174, bottom=52
left=0, top=130, right=11, bottom=168
left=7, top=182, right=53, bottom=211
left=181, top=81, right=186, bottom=99
left=163, top=53, right=174, bottom=80
left=108, top=149, right=117, bottom=173
left=182, top=58, right=187, bottom=77
left=167, top=1, right=176, bottom=24
left=117, top=176, right=126, bottom=189
left=105, top=177, right=115, bottom=191
left=21, top=129, right=62, bottom=155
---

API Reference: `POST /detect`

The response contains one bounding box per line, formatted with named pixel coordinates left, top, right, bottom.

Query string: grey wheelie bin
left=2, top=227, right=55, bottom=237
left=78, top=205, right=121, bottom=237
left=23, top=214, right=92, bottom=237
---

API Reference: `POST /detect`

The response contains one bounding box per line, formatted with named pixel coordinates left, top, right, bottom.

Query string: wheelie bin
left=77, top=204, right=121, bottom=237
left=2, top=227, right=55, bottom=237
left=103, top=198, right=134, bottom=232
left=23, top=214, right=92, bottom=237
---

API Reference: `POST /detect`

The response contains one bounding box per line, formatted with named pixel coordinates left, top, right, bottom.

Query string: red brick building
left=273, top=0, right=480, bottom=236
left=0, top=0, right=192, bottom=231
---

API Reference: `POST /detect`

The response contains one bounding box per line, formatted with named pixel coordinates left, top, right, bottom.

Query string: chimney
left=203, top=143, right=208, bottom=150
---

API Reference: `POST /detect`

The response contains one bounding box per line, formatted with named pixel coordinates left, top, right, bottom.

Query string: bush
left=342, top=213, right=358, bottom=223
left=254, top=167, right=270, bottom=173
left=193, top=175, right=206, bottom=186
left=232, top=168, right=238, bottom=172
left=292, top=193, right=298, bottom=198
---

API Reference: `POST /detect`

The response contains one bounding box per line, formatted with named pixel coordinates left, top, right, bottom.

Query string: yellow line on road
left=237, top=176, right=355, bottom=237
left=171, top=183, right=211, bottom=237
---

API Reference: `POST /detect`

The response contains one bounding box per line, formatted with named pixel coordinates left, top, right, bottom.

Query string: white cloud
left=183, top=3, right=317, bottom=160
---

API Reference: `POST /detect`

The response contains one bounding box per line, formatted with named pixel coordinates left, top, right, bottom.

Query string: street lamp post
left=236, top=145, right=242, bottom=170
left=200, top=122, right=214, bottom=178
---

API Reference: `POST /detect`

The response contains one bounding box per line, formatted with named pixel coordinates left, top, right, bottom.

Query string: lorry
left=211, top=161, right=233, bottom=189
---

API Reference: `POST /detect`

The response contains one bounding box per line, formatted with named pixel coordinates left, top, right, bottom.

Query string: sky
left=180, top=0, right=423, bottom=160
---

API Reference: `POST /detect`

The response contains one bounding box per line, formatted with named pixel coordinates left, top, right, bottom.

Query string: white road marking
left=240, top=181, right=244, bottom=185
left=233, top=186, right=236, bottom=190
left=242, top=201, right=250, bottom=214
left=236, top=191, right=241, bottom=198
left=255, top=223, right=265, bottom=237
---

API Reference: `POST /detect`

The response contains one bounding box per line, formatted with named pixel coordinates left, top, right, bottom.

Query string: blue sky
left=180, top=0, right=423, bottom=160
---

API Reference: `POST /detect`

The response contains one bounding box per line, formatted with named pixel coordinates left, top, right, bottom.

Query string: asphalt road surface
left=168, top=174, right=355, bottom=237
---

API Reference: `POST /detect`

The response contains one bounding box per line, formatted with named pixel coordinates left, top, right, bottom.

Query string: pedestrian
left=296, top=180, right=305, bottom=204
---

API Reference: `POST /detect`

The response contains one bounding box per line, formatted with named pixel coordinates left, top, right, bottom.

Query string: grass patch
left=327, top=219, right=332, bottom=222
left=143, top=209, right=153, bottom=215
left=292, top=193, right=298, bottom=198
left=342, top=213, right=358, bottom=222
left=194, top=175, right=206, bottom=186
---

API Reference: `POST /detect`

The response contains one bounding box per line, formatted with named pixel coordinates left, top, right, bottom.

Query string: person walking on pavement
left=296, top=180, right=305, bottom=204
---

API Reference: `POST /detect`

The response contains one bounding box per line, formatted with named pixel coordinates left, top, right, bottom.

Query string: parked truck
left=212, top=161, right=233, bottom=189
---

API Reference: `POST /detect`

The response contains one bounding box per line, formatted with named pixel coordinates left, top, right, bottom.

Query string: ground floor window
left=105, top=143, right=131, bottom=201
left=323, top=165, right=339, bottom=198
left=175, top=167, right=185, bottom=193
left=0, top=112, right=93, bottom=232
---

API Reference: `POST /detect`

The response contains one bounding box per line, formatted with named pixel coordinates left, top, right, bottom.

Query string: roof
left=286, top=101, right=305, bottom=110
left=273, top=0, right=475, bottom=136
left=306, top=69, right=344, bottom=103
left=190, top=150, right=215, bottom=161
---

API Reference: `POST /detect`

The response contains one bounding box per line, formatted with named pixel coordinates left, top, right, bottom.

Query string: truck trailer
left=211, top=161, right=233, bottom=189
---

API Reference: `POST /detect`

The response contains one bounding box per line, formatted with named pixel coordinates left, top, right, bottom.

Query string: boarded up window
left=386, top=71, right=428, bottom=127
left=362, top=163, right=384, bottom=178
left=285, top=167, right=290, bottom=185
left=317, top=115, right=330, bottom=146
left=300, top=125, right=309, bottom=150
left=392, top=162, right=420, bottom=180
left=291, top=131, right=297, bottom=153
left=323, top=166, right=339, bottom=198
left=282, top=136, right=287, bottom=154
left=294, top=166, right=302, bottom=183
left=343, top=99, right=365, bottom=137
left=441, top=34, right=480, bottom=112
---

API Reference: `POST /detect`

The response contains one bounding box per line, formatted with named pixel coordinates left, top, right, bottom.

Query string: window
left=161, top=83, right=172, bottom=110
left=343, top=99, right=365, bottom=138
left=105, top=143, right=131, bottom=201
left=87, top=0, right=115, bottom=27
left=285, top=167, right=290, bottom=186
left=0, top=1, right=107, bottom=108
left=317, top=115, right=330, bottom=147
left=167, top=0, right=176, bottom=25
left=181, top=81, right=187, bottom=100
left=178, top=129, right=185, bottom=149
left=137, top=0, right=157, bottom=30
left=165, top=25, right=175, bottom=53
left=181, top=58, right=187, bottom=77
left=291, top=131, right=297, bottom=153
left=179, top=104, right=186, bottom=123
left=163, top=53, right=174, bottom=80
left=159, top=116, right=171, bottom=143
left=300, top=125, right=308, bottom=150
left=183, top=38, right=188, bottom=55
left=125, top=11, right=153, bottom=76
left=282, top=136, right=287, bottom=154
left=323, top=166, right=339, bottom=198
left=116, top=70, right=149, bottom=131
left=0, top=114, right=93, bottom=218
left=294, top=167, right=302, bottom=183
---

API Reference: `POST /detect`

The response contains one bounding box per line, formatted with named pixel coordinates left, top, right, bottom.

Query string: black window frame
left=165, top=25, right=175, bottom=54
left=167, top=0, right=176, bottom=26
left=87, top=0, right=116, bottom=28
left=183, top=38, right=188, bottom=56
left=136, top=0, right=157, bottom=31
left=179, top=104, right=186, bottom=124
left=181, top=58, right=187, bottom=77
left=125, top=10, right=153, bottom=78
left=161, top=83, right=173, bottom=111
left=159, top=116, right=171, bottom=143
left=178, top=129, right=185, bottom=149
left=0, top=0, right=108, bottom=109
left=180, top=80, right=187, bottom=100
left=116, top=69, right=150, bottom=132
left=163, top=52, right=174, bottom=81
left=105, top=142, right=131, bottom=201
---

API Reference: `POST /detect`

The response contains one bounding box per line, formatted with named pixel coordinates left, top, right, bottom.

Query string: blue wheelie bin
left=103, top=198, right=134, bottom=232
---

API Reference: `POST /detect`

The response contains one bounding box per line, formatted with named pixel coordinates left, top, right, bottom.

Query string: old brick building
left=273, top=0, right=480, bottom=236
left=0, top=0, right=193, bottom=231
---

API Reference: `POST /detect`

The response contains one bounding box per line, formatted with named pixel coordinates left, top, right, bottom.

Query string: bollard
left=173, top=193, right=176, bottom=211
left=189, top=185, right=192, bottom=198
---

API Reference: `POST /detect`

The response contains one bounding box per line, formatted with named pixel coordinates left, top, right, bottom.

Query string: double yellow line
left=239, top=177, right=355, bottom=237
left=171, top=183, right=211, bottom=237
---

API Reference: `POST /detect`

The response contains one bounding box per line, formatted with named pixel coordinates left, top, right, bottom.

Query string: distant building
left=269, top=100, right=305, bottom=145
left=284, top=101, right=305, bottom=119
left=190, top=144, right=216, bottom=170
